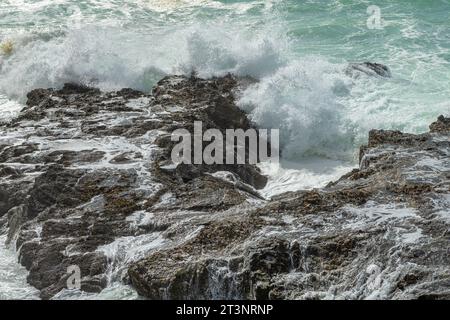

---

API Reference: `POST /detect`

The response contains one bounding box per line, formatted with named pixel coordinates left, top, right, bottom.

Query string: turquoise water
left=1, top=1, right=449, bottom=155
left=0, top=0, right=449, bottom=300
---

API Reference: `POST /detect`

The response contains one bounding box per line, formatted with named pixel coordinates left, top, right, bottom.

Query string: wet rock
left=150, top=74, right=268, bottom=189
left=58, top=83, right=100, bottom=95
left=109, top=152, right=139, bottom=164
left=129, top=217, right=266, bottom=299
left=26, top=165, right=86, bottom=219
left=245, top=238, right=293, bottom=275
left=0, top=189, right=11, bottom=217
left=429, top=115, right=450, bottom=133
left=6, top=205, right=27, bottom=244
left=129, top=116, right=449, bottom=300
left=0, top=74, right=267, bottom=299
left=0, top=143, right=39, bottom=163
left=0, top=71, right=447, bottom=301
left=0, top=166, right=21, bottom=178
left=347, top=62, right=392, bottom=78
left=40, top=150, right=106, bottom=166
left=26, top=88, right=56, bottom=108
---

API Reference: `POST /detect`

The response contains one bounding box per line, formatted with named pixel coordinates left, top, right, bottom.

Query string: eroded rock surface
left=0, top=74, right=448, bottom=300
left=0, top=75, right=265, bottom=299
left=129, top=116, right=450, bottom=300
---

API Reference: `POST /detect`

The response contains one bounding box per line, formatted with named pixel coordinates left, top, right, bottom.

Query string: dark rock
left=26, top=166, right=85, bottom=219
left=58, top=83, right=100, bottom=95
left=0, top=143, right=39, bottom=163
left=26, top=88, right=55, bottom=108
left=0, top=74, right=269, bottom=299
left=347, top=62, right=392, bottom=78
left=6, top=205, right=27, bottom=244
left=129, top=116, right=449, bottom=300
left=0, top=189, right=11, bottom=217
left=0, top=72, right=447, bottom=301
left=429, top=115, right=450, bottom=133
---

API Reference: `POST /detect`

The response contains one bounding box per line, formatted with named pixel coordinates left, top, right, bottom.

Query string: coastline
left=0, top=76, right=448, bottom=299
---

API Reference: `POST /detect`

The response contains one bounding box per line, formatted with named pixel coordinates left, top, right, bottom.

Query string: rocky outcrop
left=347, top=62, right=392, bottom=78
left=0, top=74, right=266, bottom=299
left=0, top=72, right=448, bottom=300
left=128, top=115, right=449, bottom=300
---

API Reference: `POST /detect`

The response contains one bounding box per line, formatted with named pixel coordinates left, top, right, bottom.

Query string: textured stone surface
left=347, top=62, right=392, bottom=78
left=0, top=75, right=265, bottom=299
left=129, top=115, right=449, bottom=300
left=0, top=73, right=448, bottom=300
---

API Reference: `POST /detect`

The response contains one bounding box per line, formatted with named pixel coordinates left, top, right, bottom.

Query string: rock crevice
left=0, top=74, right=448, bottom=300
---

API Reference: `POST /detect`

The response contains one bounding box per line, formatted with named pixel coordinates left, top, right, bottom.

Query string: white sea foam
left=259, top=159, right=355, bottom=198
left=0, top=0, right=449, bottom=300
left=0, top=235, right=40, bottom=299
left=238, top=58, right=355, bottom=161
left=0, top=7, right=446, bottom=164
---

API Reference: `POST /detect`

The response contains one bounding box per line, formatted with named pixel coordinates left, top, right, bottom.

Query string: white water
left=0, top=235, right=40, bottom=299
left=1, top=0, right=449, bottom=300
left=258, top=159, right=354, bottom=198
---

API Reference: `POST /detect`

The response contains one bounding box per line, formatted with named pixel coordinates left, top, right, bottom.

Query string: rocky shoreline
left=0, top=74, right=448, bottom=300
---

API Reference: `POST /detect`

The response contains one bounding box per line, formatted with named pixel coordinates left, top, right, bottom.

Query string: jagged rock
left=0, top=74, right=266, bottom=299
left=58, top=83, right=100, bottom=95
left=0, top=71, right=448, bottom=300
left=430, top=115, right=450, bottom=133
left=347, top=62, right=392, bottom=78
left=0, top=143, right=39, bottom=163
left=129, top=115, right=449, bottom=300
left=128, top=217, right=267, bottom=299
left=0, top=189, right=11, bottom=217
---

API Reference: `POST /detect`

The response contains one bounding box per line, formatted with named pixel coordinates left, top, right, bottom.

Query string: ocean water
left=1, top=1, right=449, bottom=154
left=0, top=0, right=449, bottom=299
left=0, top=235, right=40, bottom=299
